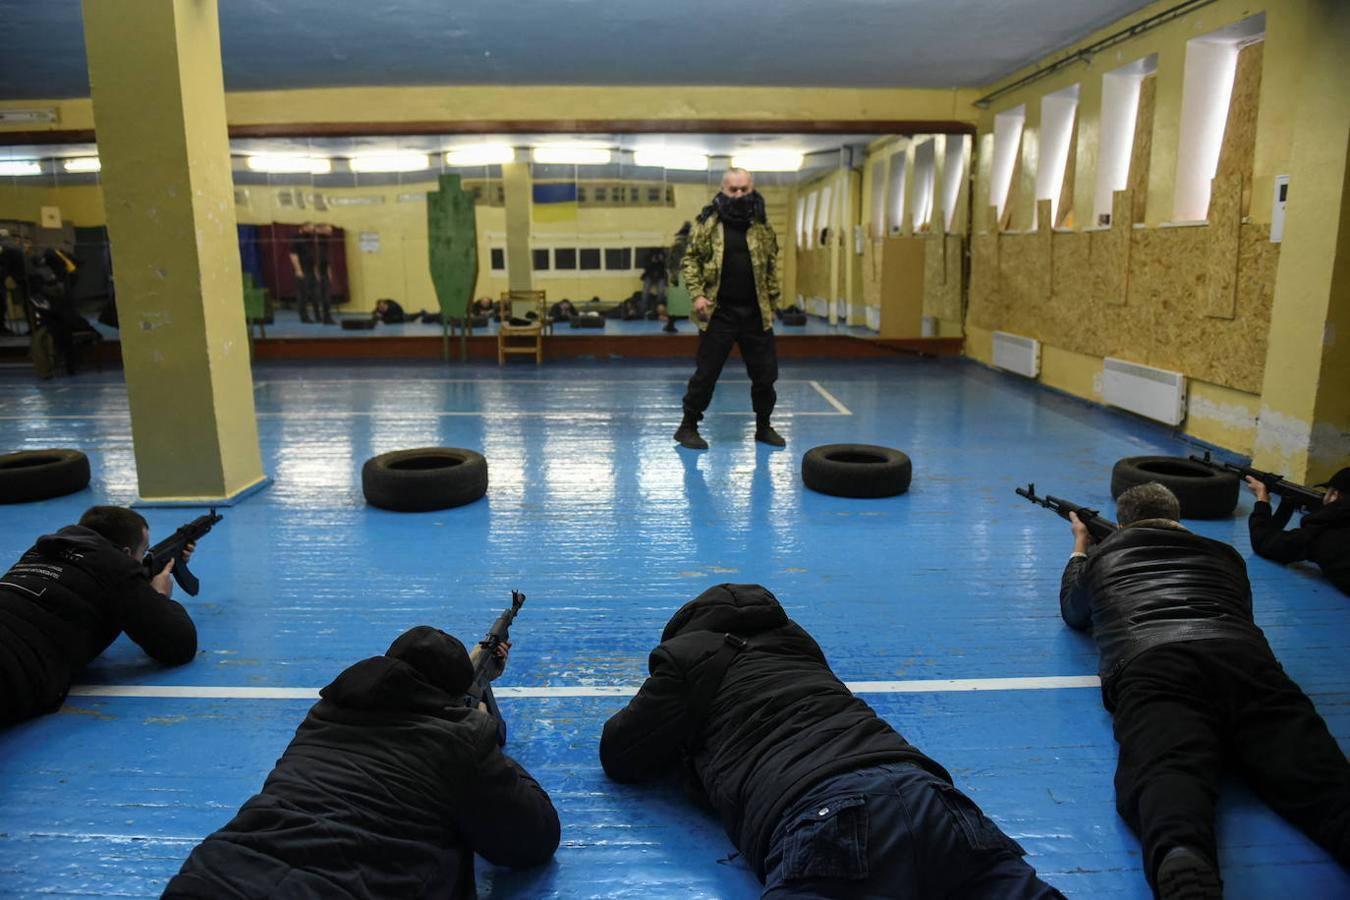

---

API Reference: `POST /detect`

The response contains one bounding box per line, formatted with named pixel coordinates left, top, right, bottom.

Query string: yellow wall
left=0, top=184, right=107, bottom=226
left=0, top=85, right=979, bottom=136
left=963, top=0, right=1316, bottom=457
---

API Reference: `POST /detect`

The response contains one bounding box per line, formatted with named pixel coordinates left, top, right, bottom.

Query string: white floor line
left=67, top=674, right=1101, bottom=702
left=809, top=380, right=853, bottom=416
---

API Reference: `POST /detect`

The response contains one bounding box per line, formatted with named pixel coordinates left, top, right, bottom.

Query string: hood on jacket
left=36, top=525, right=125, bottom=560
left=319, top=626, right=474, bottom=715
left=661, top=583, right=790, bottom=642
left=1304, top=497, right=1350, bottom=529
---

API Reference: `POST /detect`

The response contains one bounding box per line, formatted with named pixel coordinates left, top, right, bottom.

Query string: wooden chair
left=497, top=289, right=548, bottom=365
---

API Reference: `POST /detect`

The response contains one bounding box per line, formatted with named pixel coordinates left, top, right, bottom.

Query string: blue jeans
left=761, top=763, right=1066, bottom=899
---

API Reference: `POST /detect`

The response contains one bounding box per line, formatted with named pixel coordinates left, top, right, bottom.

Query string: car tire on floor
left=802, top=444, right=912, bottom=498
left=0, top=449, right=91, bottom=504
left=1109, top=455, right=1239, bottom=519
left=362, top=447, right=488, bottom=512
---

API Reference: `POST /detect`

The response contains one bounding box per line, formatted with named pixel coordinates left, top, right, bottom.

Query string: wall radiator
left=864, top=306, right=881, bottom=331
left=807, top=296, right=829, bottom=317
left=991, top=331, right=1041, bottom=378
left=1102, top=357, right=1187, bottom=425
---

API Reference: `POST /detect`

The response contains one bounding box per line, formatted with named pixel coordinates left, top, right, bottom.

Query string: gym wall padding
left=426, top=173, right=478, bottom=321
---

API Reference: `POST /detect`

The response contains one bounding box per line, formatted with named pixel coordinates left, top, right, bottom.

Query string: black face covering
left=713, top=190, right=765, bottom=225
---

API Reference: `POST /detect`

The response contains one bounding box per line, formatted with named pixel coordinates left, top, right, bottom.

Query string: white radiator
left=921, top=316, right=938, bottom=337
left=1102, top=357, right=1187, bottom=425
left=864, top=306, right=881, bottom=331
left=992, top=331, right=1041, bottom=378
left=835, top=297, right=848, bottom=320
left=807, top=296, right=829, bottom=317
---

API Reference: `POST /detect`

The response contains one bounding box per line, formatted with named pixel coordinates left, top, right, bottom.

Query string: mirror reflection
left=1, top=131, right=968, bottom=366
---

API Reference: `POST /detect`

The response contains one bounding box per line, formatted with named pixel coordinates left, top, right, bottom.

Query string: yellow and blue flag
left=532, top=182, right=578, bottom=223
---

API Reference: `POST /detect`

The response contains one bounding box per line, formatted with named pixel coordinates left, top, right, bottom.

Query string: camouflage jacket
left=680, top=214, right=782, bottom=331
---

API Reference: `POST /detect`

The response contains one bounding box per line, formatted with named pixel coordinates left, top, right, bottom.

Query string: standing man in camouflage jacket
left=675, top=168, right=785, bottom=450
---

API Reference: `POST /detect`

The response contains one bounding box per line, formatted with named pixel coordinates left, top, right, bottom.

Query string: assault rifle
left=1016, top=483, right=1118, bottom=541
left=1188, top=451, right=1325, bottom=512
left=144, top=510, right=222, bottom=597
left=465, top=590, right=525, bottom=709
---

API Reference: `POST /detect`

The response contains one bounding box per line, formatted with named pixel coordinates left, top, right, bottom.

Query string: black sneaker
left=1156, top=847, right=1222, bottom=900
left=755, top=424, right=786, bottom=447
left=674, top=422, right=708, bottom=450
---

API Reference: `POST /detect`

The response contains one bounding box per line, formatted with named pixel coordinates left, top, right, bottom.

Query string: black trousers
left=681, top=303, right=778, bottom=423
left=297, top=271, right=331, bottom=322
left=1110, top=639, right=1350, bottom=886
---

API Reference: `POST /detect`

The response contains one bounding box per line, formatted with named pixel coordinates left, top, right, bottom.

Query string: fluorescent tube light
left=532, top=145, right=612, bottom=165
left=348, top=152, right=430, bottom=173
left=731, top=150, right=804, bottom=172
left=445, top=144, right=515, bottom=166
left=246, top=154, right=332, bottom=175
left=62, top=157, right=102, bottom=173
left=633, top=149, right=709, bottom=171
left=0, top=160, right=43, bottom=176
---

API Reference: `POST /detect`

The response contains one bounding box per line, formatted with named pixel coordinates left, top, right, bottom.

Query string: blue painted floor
left=63, top=307, right=875, bottom=342
left=0, top=358, right=1345, bottom=898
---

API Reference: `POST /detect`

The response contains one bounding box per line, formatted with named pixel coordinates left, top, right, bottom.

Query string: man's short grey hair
left=1116, top=482, right=1181, bottom=526
left=721, top=167, right=754, bottom=186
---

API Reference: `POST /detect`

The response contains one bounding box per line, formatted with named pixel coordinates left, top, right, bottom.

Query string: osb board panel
left=972, top=221, right=1278, bottom=393
left=862, top=240, right=882, bottom=310
left=922, top=235, right=963, bottom=322
left=1092, top=190, right=1132, bottom=306
left=1036, top=200, right=1054, bottom=301
left=1204, top=175, right=1242, bottom=319
left=1217, top=42, right=1262, bottom=198
left=880, top=235, right=926, bottom=338
left=1128, top=75, right=1156, bottom=225
left=968, top=232, right=1001, bottom=330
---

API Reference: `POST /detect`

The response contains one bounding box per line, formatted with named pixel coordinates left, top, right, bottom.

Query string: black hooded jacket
left=1249, top=497, right=1350, bottom=595
left=0, top=525, right=197, bottom=723
left=599, top=584, right=949, bottom=880
left=1060, top=521, right=1268, bottom=706
left=163, top=626, right=559, bottom=900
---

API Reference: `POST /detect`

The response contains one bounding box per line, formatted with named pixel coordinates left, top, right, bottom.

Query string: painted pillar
left=501, top=161, right=533, bottom=293
left=1253, top=0, right=1350, bottom=482
left=82, top=0, right=265, bottom=503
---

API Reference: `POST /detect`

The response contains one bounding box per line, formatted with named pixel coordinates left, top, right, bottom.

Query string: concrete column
left=82, top=0, right=265, bottom=503
left=1253, top=0, right=1350, bottom=482
left=501, top=161, right=533, bottom=293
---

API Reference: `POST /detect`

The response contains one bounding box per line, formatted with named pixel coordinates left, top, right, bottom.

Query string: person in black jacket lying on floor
left=0, top=505, right=197, bottom=726
left=1061, top=482, right=1350, bottom=900
left=600, top=583, right=1065, bottom=899
left=1246, top=466, right=1350, bottom=595
left=163, top=625, right=560, bottom=900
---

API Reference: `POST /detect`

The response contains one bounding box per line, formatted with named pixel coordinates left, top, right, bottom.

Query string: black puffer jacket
left=164, top=627, right=559, bottom=899
left=0, top=525, right=196, bottom=724
left=1249, top=498, right=1350, bottom=595
left=600, top=584, right=949, bottom=880
left=1060, top=521, right=1268, bottom=706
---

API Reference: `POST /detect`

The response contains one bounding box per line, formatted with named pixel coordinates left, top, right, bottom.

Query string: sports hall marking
left=67, top=675, right=1100, bottom=701
left=808, top=381, right=852, bottom=416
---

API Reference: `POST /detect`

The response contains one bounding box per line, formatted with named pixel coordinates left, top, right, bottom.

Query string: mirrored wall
left=1, top=130, right=970, bottom=354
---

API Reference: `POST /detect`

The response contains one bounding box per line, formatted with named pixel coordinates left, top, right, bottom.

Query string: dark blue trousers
left=761, top=763, right=1066, bottom=899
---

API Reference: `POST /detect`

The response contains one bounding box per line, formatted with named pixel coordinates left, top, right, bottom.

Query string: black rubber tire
left=340, top=318, right=376, bottom=330
left=571, top=315, right=606, bottom=329
left=0, top=449, right=91, bottom=504
left=1109, top=455, right=1239, bottom=519
left=802, top=444, right=912, bottom=498
left=362, top=448, right=488, bottom=512
left=780, top=312, right=808, bottom=326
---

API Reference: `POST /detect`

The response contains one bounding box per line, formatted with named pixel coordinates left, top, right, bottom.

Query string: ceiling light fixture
left=0, top=160, right=43, bottom=177
left=445, top=144, right=515, bottom=167
left=632, top=149, right=709, bottom=171
left=730, top=150, right=805, bottom=172
left=532, top=145, right=612, bottom=166
left=62, top=157, right=102, bottom=173
left=348, top=152, right=431, bottom=173
left=245, top=154, right=332, bottom=175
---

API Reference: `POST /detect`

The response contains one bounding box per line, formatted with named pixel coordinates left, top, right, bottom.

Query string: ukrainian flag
left=532, top=182, right=578, bottom=223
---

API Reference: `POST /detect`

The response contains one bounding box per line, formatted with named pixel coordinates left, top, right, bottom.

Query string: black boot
left=755, top=418, right=785, bottom=447
left=1155, top=847, right=1222, bottom=900
left=674, top=416, right=708, bottom=450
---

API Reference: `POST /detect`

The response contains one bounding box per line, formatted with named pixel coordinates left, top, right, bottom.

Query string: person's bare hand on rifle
left=1069, top=511, right=1093, bottom=555
left=151, top=558, right=175, bottom=597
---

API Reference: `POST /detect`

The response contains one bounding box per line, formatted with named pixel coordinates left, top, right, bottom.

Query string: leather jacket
left=1060, top=520, right=1268, bottom=708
